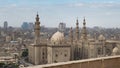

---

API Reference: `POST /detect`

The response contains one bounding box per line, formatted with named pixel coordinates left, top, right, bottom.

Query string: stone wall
left=25, top=55, right=120, bottom=68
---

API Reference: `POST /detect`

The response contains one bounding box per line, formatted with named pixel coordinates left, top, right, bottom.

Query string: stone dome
left=112, top=47, right=119, bottom=55
left=51, top=31, right=64, bottom=44
left=98, top=34, right=105, bottom=41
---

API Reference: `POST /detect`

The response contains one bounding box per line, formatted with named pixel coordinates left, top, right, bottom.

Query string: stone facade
left=28, top=14, right=71, bottom=65
left=28, top=14, right=120, bottom=65
left=47, top=45, right=70, bottom=63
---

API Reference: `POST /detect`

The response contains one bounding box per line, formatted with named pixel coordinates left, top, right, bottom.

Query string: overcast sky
left=0, top=0, right=120, bottom=28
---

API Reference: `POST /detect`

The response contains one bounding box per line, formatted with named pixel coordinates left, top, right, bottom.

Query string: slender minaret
left=69, top=27, right=73, bottom=44
left=34, top=13, right=41, bottom=65
left=76, top=18, right=79, bottom=41
left=34, top=13, right=40, bottom=45
left=82, top=17, right=87, bottom=40
left=81, top=17, right=88, bottom=59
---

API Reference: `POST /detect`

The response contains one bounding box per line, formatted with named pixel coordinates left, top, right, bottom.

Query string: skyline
left=0, top=0, right=120, bottom=28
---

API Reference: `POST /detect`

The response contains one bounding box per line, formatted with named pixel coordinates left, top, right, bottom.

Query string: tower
left=28, top=13, right=47, bottom=65
left=69, top=27, right=75, bottom=60
left=75, top=18, right=79, bottom=41
left=69, top=27, right=73, bottom=44
left=81, top=17, right=89, bottom=59
left=81, top=17, right=87, bottom=40
left=4, top=21, right=8, bottom=33
left=34, top=13, right=40, bottom=45
left=74, top=18, right=81, bottom=60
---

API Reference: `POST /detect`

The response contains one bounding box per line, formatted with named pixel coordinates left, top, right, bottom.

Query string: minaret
left=81, top=17, right=88, bottom=59
left=76, top=18, right=79, bottom=41
left=69, top=27, right=73, bottom=44
left=34, top=13, right=40, bottom=45
left=82, top=17, right=87, bottom=40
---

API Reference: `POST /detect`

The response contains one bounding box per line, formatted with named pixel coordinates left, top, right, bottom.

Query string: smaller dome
left=98, top=34, right=105, bottom=41
left=51, top=31, right=64, bottom=44
left=112, top=47, right=119, bottom=54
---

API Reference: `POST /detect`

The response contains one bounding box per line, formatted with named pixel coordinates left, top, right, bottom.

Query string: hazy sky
left=0, top=0, right=120, bottom=28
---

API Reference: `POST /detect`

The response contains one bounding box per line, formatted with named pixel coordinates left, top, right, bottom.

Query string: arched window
left=55, top=54, right=58, bottom=57
left=64, top=54, right=67, bottom=57
left=97, top=48, right=101, bottom=55
left=54, top=60, right=57, bottom=63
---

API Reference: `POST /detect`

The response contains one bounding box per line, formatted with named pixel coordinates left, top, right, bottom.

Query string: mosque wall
left=47, top=46, right=71, bottom=64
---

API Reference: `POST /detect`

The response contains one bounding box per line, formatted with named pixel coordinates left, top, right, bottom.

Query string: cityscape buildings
left=28, top=14, right=120, bottom=66
left=0, top=14, right=120, bottom=68
left=0, top=0, right=120, bottom=68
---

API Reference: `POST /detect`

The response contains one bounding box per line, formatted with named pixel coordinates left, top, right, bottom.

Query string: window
left=97, top=48, right=101, bottom=55
left=42, top=56, right=44, bottom=59
left=55, top=54, right=58, bottom=57
left=54, top=60, right=57, bottom=63
left=43, top=52, right=44, bottom=55
left=64, top=54, right=67, bottom=57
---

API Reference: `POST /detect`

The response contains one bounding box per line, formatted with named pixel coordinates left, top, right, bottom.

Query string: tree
left=21, top=49, right=28, bottom=57
left=0, top=63, right=5, bottom=68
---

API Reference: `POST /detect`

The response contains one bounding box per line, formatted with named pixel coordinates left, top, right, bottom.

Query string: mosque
left=28, top=14, right=120, bottom=65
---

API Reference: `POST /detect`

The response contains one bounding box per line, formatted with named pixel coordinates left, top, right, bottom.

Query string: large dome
left=51, top=31, right=64, bottom=44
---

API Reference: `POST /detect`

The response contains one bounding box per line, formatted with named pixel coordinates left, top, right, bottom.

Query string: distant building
left=58, top=22, right=66, bottom=33
left=29, top=22, right=34, bottom=30
left=6, top=36, right=11, bottom=42
left=21, top=22, right=34, bottom=31
left=4, top=21, right=8, bottom=31
left=21, top=22, right=29, bottom=30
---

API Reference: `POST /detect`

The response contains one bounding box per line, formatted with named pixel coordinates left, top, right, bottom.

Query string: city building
left=28, top=14, right=120, bottom=65
left=58, top=22, right=66, bottom=33
left=3, top=21, right=8, bottom=33
left=28, top=14, right=70, bottom=65
left=28, top=22, right=34, bottom=31
left=21, top=22, right=29, bottom=30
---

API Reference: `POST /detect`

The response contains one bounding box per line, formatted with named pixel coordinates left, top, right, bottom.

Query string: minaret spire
left=69, top=27, right=73, bottom=44
left=83, top=17, right=86, bottom=26
left=76, top=18, right=79, bottom=41
left=34, top=13, right=40, bottom=45
left=36, top=12, right=39, bottom=22
left=82, top=17, right=87, bottom=40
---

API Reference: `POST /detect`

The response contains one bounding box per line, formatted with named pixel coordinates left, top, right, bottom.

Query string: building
left=29, top=22, right=34, bottom=30
left=4, top=21, right=8, bottom=32
left=21, top=22, right=29, bottom=30
left=28, top=14, right=120, bottom=65
left=47, top=31, right=71, bottom=63
left=28, top=14, right=71, bottom=65
left=58, top=22, right=66, bottom=33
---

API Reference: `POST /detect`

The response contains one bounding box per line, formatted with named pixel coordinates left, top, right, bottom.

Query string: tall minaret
left=69, top=27, right=73, bottom=44
left=82, top=17, right=87, bottom=40
left=76, top=18, right=79, bottom=41
left=34, top=13, right=40, bottom=45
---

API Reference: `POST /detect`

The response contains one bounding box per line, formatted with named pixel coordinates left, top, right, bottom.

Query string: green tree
left=0, top=63, right=5, bottom=68
left=21, top=49, right=28, bottom=57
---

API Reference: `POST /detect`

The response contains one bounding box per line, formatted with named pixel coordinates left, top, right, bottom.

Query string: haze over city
left=0, top=0, right=120, bottom=27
